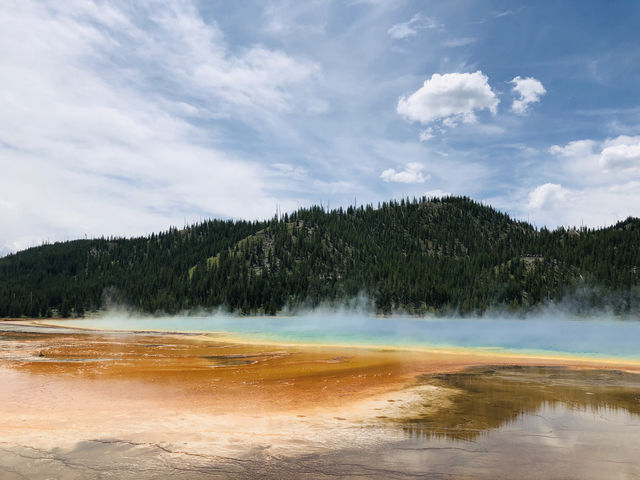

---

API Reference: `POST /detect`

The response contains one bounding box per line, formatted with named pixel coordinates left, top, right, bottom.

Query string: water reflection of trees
left=400, top=366, right=640, bottom=441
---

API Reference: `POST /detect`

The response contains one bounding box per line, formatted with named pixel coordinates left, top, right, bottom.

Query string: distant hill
left=1, top=196, right=639, bottom=317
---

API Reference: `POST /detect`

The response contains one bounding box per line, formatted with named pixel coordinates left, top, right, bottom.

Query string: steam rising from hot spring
left=60, top=302, right=640, bottom=360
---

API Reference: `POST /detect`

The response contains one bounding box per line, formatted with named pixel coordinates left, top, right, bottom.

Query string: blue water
left=60, top=313, right=640, bottom=360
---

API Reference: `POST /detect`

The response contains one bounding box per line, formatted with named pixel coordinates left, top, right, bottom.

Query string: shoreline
left=10, top=317, right=640, bottom=372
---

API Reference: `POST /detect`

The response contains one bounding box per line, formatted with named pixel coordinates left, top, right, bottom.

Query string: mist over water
left=61, top=307, right=640, bottom=360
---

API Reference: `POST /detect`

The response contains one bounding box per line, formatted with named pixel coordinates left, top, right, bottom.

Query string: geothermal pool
left=59, top=313, right=640, bottom=360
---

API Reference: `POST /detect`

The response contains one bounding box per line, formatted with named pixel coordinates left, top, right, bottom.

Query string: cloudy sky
left=1, top=0, right=640, bottom=254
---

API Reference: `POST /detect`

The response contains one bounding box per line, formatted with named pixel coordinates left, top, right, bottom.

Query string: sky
left=1, top=0, right=640, bottom=255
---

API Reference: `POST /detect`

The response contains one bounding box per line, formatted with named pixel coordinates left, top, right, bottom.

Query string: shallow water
left=350, top=366, right=640, bottom=479
left=59, top=313, right=640, bottom=359
left=305, top=367, right=640, bottom=480
left=404, top=366, right=640, bottom=440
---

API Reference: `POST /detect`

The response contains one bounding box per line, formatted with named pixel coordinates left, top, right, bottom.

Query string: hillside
left=1, top=196, right=639, bottom=317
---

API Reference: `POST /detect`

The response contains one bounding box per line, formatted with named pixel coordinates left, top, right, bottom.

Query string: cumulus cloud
left=549, top=136, right=640, bottom=174
left=599, top=136, right=640, bottom=170
left=380, top=163, right=429, bottom=183
left=387, top=13, right=439, bottom=40
left=397, top=71, right=499, bottom=132
left=524, top=182, right=640, bottom=228
left=510, top=76, right=546, bottom=115
left=549, top=139, right=597, bottom=158
left=527, top=183, right=569, bottom=209
left=522, top=135, right=640, bottom=228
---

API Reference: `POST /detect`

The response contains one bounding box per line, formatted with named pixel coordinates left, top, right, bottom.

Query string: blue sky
left=1, top=0, right=640, bottom=254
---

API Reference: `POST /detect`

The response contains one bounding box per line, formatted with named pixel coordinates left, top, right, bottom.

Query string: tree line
left=1, top=196, right=639, bottom=318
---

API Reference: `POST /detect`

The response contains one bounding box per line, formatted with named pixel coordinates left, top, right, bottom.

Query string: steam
left=66, top=291, right=640, bottom=361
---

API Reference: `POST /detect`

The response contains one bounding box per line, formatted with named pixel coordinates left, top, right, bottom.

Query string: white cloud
left=522, top=135, right=640, bottom=227
left=0, top=0, right=316, bottom=252
left=419, top=128, right=435, bottom=141
left=524, top=182, right=640, bottom=228
left=549, top=139, right=596, bottom=158
left=547, top=139, right=602, bottom=183
left=549, top=136, right=640, bottom=176
left=397, top=71, right=499, bottom=133
left=380, top=163, right=429, bottom=183
left=370, top=139, right=493, bottom=198
left=510, top=76, right=546, bottom=115
left=599, top=136, right=640, bottom=170
left=527, top=183, right=569, bottom=209
left=146, top=2, right=320, bottom=112
left=387, top=13, right=439, bottom=40
left=424, top=189, right=451, bottom=198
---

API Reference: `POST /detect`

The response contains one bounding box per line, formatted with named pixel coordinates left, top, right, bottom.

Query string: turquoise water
left=58, top=313, right=640, bottom=360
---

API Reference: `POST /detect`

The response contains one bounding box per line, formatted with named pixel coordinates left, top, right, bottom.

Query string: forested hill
left=1, top=196, right=640, bottom=318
